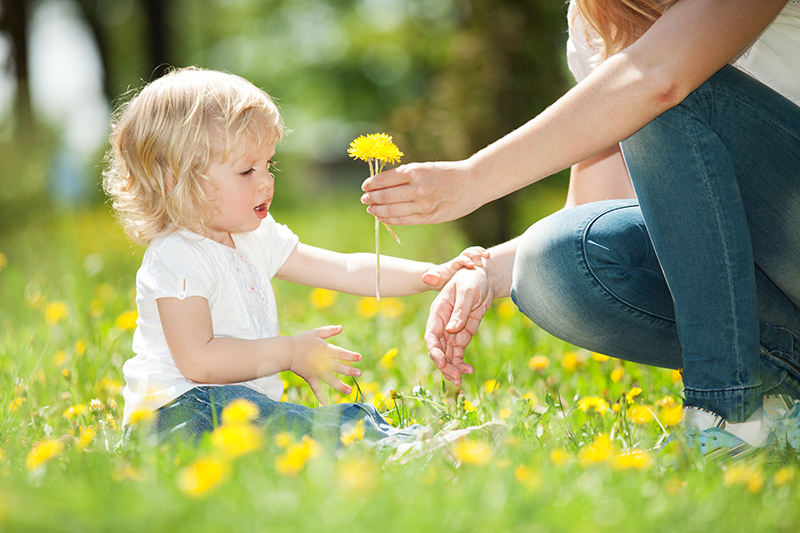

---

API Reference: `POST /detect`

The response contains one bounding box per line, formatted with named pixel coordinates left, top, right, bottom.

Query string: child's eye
left=241, top=168, right=255, bottom=177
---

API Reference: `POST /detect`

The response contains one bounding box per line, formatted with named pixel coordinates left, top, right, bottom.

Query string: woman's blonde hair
left=103, top=67, right=283, bottom=245
left=573, top=0, right=679, bottom=61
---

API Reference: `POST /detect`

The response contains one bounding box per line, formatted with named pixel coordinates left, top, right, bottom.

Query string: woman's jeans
left=128, top=385, right=424, bottom=447
left=511, top=66, right=800, bottom=422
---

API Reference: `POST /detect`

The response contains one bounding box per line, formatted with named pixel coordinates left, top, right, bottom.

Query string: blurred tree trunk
left=143, top=0, right=170, bottom=79
left=1, top=0, right=33, bottom=130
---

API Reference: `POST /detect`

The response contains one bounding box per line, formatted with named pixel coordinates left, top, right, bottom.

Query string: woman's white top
left=566, top=0, right=800, bottom=105
left=122, top=214, right=299, bottom=426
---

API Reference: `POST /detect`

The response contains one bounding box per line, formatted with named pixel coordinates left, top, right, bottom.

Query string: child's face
left=202, top=142, right=276, bottom=246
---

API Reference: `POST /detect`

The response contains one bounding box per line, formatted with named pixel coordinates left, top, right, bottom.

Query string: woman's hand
left=421, top=246, right=491, bottom=290
left=425, top=266, right=495, bottom=385
left=289, top=325, right=362, bottom=405
left=361, top=160, right=486, bottom=226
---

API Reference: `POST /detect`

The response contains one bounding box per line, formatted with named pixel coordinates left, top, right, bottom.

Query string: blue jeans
left=131, top=385, right=424, bottom=447
left=511, top=66, right=800, bottom=422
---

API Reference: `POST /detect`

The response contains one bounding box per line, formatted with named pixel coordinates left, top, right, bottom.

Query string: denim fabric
left=511, top=66, right=800, bottom=422
left=131, top=385, right=424, bottom=447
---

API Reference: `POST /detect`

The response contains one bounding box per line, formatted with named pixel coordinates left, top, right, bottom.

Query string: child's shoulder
left=142, top=230, right=215, bottom=269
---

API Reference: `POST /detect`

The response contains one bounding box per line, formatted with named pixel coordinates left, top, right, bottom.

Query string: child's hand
left=289, top=325, right=362, bottom=405
left=422, top=246, right=490, bottom=290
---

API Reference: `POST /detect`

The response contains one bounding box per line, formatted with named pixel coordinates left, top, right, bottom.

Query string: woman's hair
left=573, top=0, right=679, bottom=61
left=103, top=67, right=283, bottom=245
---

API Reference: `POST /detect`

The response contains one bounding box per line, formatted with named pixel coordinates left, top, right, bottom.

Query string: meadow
left=1, top=193, right=799, bottom=533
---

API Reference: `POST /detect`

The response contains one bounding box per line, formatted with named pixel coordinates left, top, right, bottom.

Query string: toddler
left=103, top=67, right=484, bottom=446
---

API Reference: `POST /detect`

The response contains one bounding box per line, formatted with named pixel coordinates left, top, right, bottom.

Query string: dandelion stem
left=375, top=215, right=380, bottom=301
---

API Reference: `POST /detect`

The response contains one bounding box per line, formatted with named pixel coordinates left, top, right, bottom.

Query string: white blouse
left=566, top=0, right=800, bottom=106
left=122, top=213, right=299, bottom=426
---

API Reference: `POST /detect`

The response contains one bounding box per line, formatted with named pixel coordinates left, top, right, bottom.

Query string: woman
left=360, top=0, right=800, bottom=454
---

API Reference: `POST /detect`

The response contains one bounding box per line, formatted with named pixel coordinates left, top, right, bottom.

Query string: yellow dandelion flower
left=340, top=419, right=366, bottom=446
left=612, top=449, right=652, bottom=470
left=115, top=310, right=138, bottom=330
left=348, top=133, right=404, bottom=164
left=577, top=396, right=610, bottom=414
left=357, top=297, right=379, bottom=318
left=561, top=352, right=580, bottom=372
left=78, top=426, right=96, bottom=449
left=275, top=444, right=310, bottom=477
left=610, top=366, right=625, bottom=383
left=378, top=298, right=405, bottom=318
left=300, top=435, right=323, bottom=460
left=612, top=402, right=621, bottom=413
left=452, top=439, right=492, bottom=466
left=211, top=423, right=265, bottom=458
left=514, top=464, right=540, bottom=489
left=724, top=464, right=765, bottom=493
left=550, top=448, right=572, bottom=466
left=334, top=457, right=378, bottom=493
left=274, top=431, right=294, bottom=448
left=0, top=251, right=7, bottom=272
left=379, top=347, right=399, bottom=369
left=75, top=340, right=87, bottom=356
left=177, top=456, right=230, bottom=498
left=26, top=439, right=65, bottom=470
left=44, top=301, right=70, bottom=325
left=527, top=355, right=550, bottom=371
left=497, top=299, right=517, bottom=321
left=499, top=408, right=512, bottom=420
left=484, top=379, right=499, bottom=394
left=522, top=391, right=538, bottom=406
left=774, top=466, right=796, bottom=486
left=310, top=288, right=337, bottom=309
left=627, top=404, right=654, bottom=424
left=106, top=413, right=117, bottom=430
left=659, top=404, right=683, bottom=426
left=671, top=369, right=683, bottom=383
left=63, top=404, right=88, bottom=419
left=9, top=397, right=26, bottom=412
left=128, top=408, right=155, bottom=425
left=89, top=399, right=104, bottom=412
left=463, top=399, right=476, bottom=413
left=54, top=350, right=68, bottom=367
left=221, top=398, right=260, bottom=426
left=591, top=352, right=610, bottom=362
left=579, top=433, right=614, bottom=465
left=625, top=387, right=643, bottom=404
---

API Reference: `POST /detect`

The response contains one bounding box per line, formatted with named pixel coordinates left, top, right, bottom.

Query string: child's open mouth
left=254, top=203, right=268, bottom=219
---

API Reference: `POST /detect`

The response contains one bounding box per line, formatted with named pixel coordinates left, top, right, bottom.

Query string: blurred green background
left=0, top=0, right=573, bottom=249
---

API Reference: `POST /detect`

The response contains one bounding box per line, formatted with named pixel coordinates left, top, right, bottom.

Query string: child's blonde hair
left=103, top=67, right=283, bottom=245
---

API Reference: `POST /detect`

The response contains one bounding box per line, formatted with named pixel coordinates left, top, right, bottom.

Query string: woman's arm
left=274, top=243, right=487, bottom=297
left=361, top=0, right=787, bottom=225
left=157, top=296, right=362, bottom=404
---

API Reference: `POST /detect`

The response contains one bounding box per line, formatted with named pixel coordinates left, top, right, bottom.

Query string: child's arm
left=157, top=296, right=361, bottom=405
left=274, top=244, right=488, bottom=297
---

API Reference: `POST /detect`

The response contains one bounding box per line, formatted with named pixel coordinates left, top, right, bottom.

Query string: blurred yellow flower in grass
left=177, top=456, right=230, bottom=498
left=561, top=352, right=580, bottom=372
left=497, top=299, right=517, bottom=321
left=44, top=301, right=69, bottom=325
left=610, top=366, right=625, bottom=382
left=310, top=288, right=337, bottom=309
left=75, top=339, right=87, bottom=356
left=550, top=448, right=572, bottom=467
left=579, top=433, right=613, bottom=465
left=221, top=398, right=260, bottom=426
left=671, top=369, right=683, bottom=383
left=612, top=449, right=652, bottom=470
left=627, top=404, right=654, bottom=424
left=115, top=310, right=138, bottom=330
left=78, top=426, right=97, bottom=449
left=379, top=347, right=399, bottom=369
left=657, top=397, right=683, bottom=426
left=0, top=251, right=7, bottom=272
left=577, top=396, right=610, bottom=414
left=357, top=297, right=379, bottom=318
left=26, top=439, right=65, bottom=470
left=275, top=436, right=323, bottom=476
left=499, top=408, right=512, bottom=420
left=335, top=456, right=378, bottom=493
left=128, top=408, right=155, bottom=425
left=8, top=397, right=26, bottom=412
left=724, top=463, right=765, bottom=493
left=527, top=355, right=550, bottom=372
left=452, top=439, right=492, bottom=466
left=625, top=387, right=643, bottom=404
left=63, top=404, right=88, bottom=420
left=774, top=466, right=796, bottom=486
left=211, top=423, right=265, bottom=458
left=340, top=419, right=366, bottom=446
left=484, top=379, right=499, bottom=394
left=274, top=431, right=294, bottom=448
left=378, top=298, right=405, bottom=318
left=522, top=391, right=538, bottom=407
left=591, top=352, right=610, bottom=362
left=514, top=464, right=540, bottom=490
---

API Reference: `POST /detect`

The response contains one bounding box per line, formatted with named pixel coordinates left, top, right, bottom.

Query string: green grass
left=1, top=197, right=799, bottom=533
